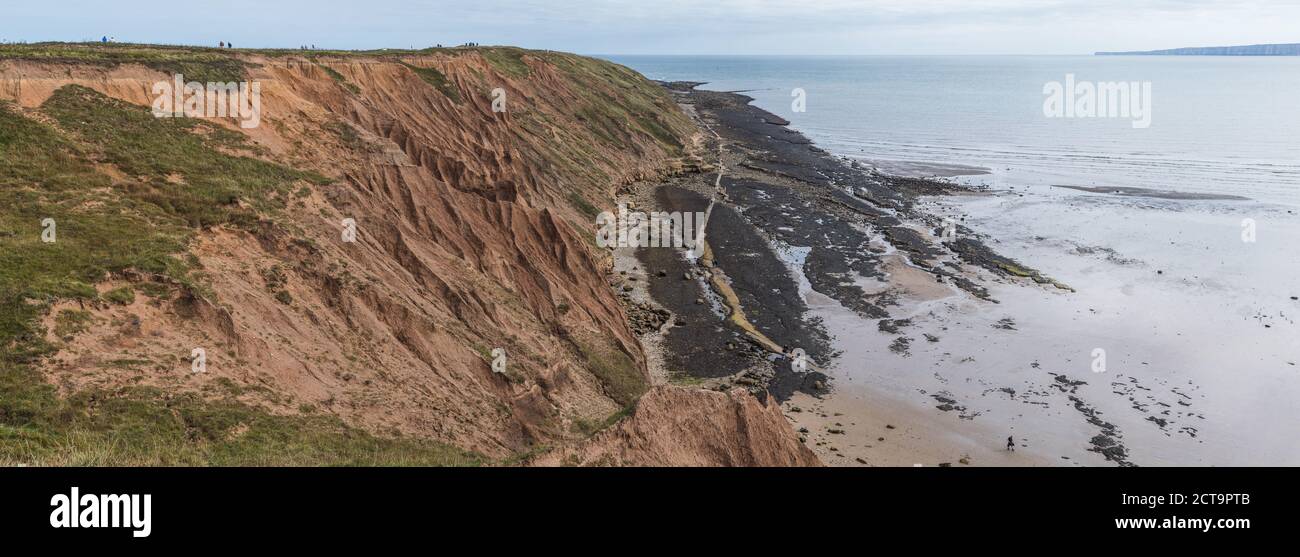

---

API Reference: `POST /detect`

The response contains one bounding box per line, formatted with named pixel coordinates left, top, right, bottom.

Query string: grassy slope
left=0, top=88, right=479, bottom=466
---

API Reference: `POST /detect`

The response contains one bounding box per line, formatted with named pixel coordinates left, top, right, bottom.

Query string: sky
left=3, top=0, right=1299, bottom=55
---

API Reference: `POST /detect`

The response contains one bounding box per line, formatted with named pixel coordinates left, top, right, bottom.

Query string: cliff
left=536, top=387, right=821, bottom=467
left=0, top=43, right=814, bottom=466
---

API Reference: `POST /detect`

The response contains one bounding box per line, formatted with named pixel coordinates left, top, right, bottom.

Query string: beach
left=617, top=82, right=1300, bottom=467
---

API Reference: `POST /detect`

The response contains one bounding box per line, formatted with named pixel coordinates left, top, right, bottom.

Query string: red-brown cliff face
left=0, top=45, right=816, bottom=466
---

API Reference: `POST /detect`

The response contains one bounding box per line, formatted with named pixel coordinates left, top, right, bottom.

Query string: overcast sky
left=4, top=0, right=1298, bottom=55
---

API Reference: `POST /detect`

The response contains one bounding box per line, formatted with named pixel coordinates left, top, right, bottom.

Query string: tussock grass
left=42, top=85, right=329, bottom=228
left=0, top=387, right=482, bottom=466
left=536, top=51, right=688, bottom=153
left=398, top=61, right=463, bottom=103
left=570, top=404, right=636, bottom=438
left=576, top=340, right=647, bottom=407
left=316, top=62, right=361, bottom=94
left=479, top=47, right=532, bottom=78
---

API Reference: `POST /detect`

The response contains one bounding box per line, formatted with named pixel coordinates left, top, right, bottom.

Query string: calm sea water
left=603, top=55, right=1300, bottom=207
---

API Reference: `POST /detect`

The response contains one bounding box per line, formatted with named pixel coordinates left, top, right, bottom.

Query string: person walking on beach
left=219, top=41, right=224, bottom=48
left=1006, top=436, right=1015, bottom=452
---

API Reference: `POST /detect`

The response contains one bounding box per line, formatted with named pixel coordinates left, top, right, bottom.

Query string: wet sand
left=784, top=387, right=1050, bottom=467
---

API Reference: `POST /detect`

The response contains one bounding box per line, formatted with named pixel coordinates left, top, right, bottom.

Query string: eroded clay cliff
left=0, top=44, right=815, bottom=466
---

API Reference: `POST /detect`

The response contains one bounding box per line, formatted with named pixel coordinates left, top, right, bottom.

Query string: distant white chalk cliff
left=1097, top=43, right=1300, bottom=55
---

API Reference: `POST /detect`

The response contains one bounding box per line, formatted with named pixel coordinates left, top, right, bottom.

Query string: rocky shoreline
left=605, top=82, right=1095, bottom=464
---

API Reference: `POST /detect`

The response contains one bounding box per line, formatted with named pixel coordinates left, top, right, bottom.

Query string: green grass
left=567, top=192, right=600, bottom=219
left=0, top=42, right=248, bottom=83
left=316, top=63, right=361, bottom=94
left=324, top=120, right=370, bottom=152
left=0, top=382, right=482, bottom=466
left=398, top=61, right=463, bottom=103
left=576, top=340, right=647, bottom=407
left=102, top=286, right=135, bottom=305
left=536, top=51, right=688, bottom=154
left=570, top=404, right=635, bottom=437
left=42, top=85, right=329, bottom=228
left=0, top=91, right=480, bottom=466
left=479, top=47, right=532, bottom=78
left=0, top=98, right=180, bottom=361
left=51, top=309, right=93, bottom=339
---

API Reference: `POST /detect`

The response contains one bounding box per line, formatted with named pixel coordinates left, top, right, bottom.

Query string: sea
left=604, top=55, right=1300, bottom=206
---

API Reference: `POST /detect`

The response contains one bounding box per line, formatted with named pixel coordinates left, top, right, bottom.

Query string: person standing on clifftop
left=1006, top=436, right=1016, bottom=452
